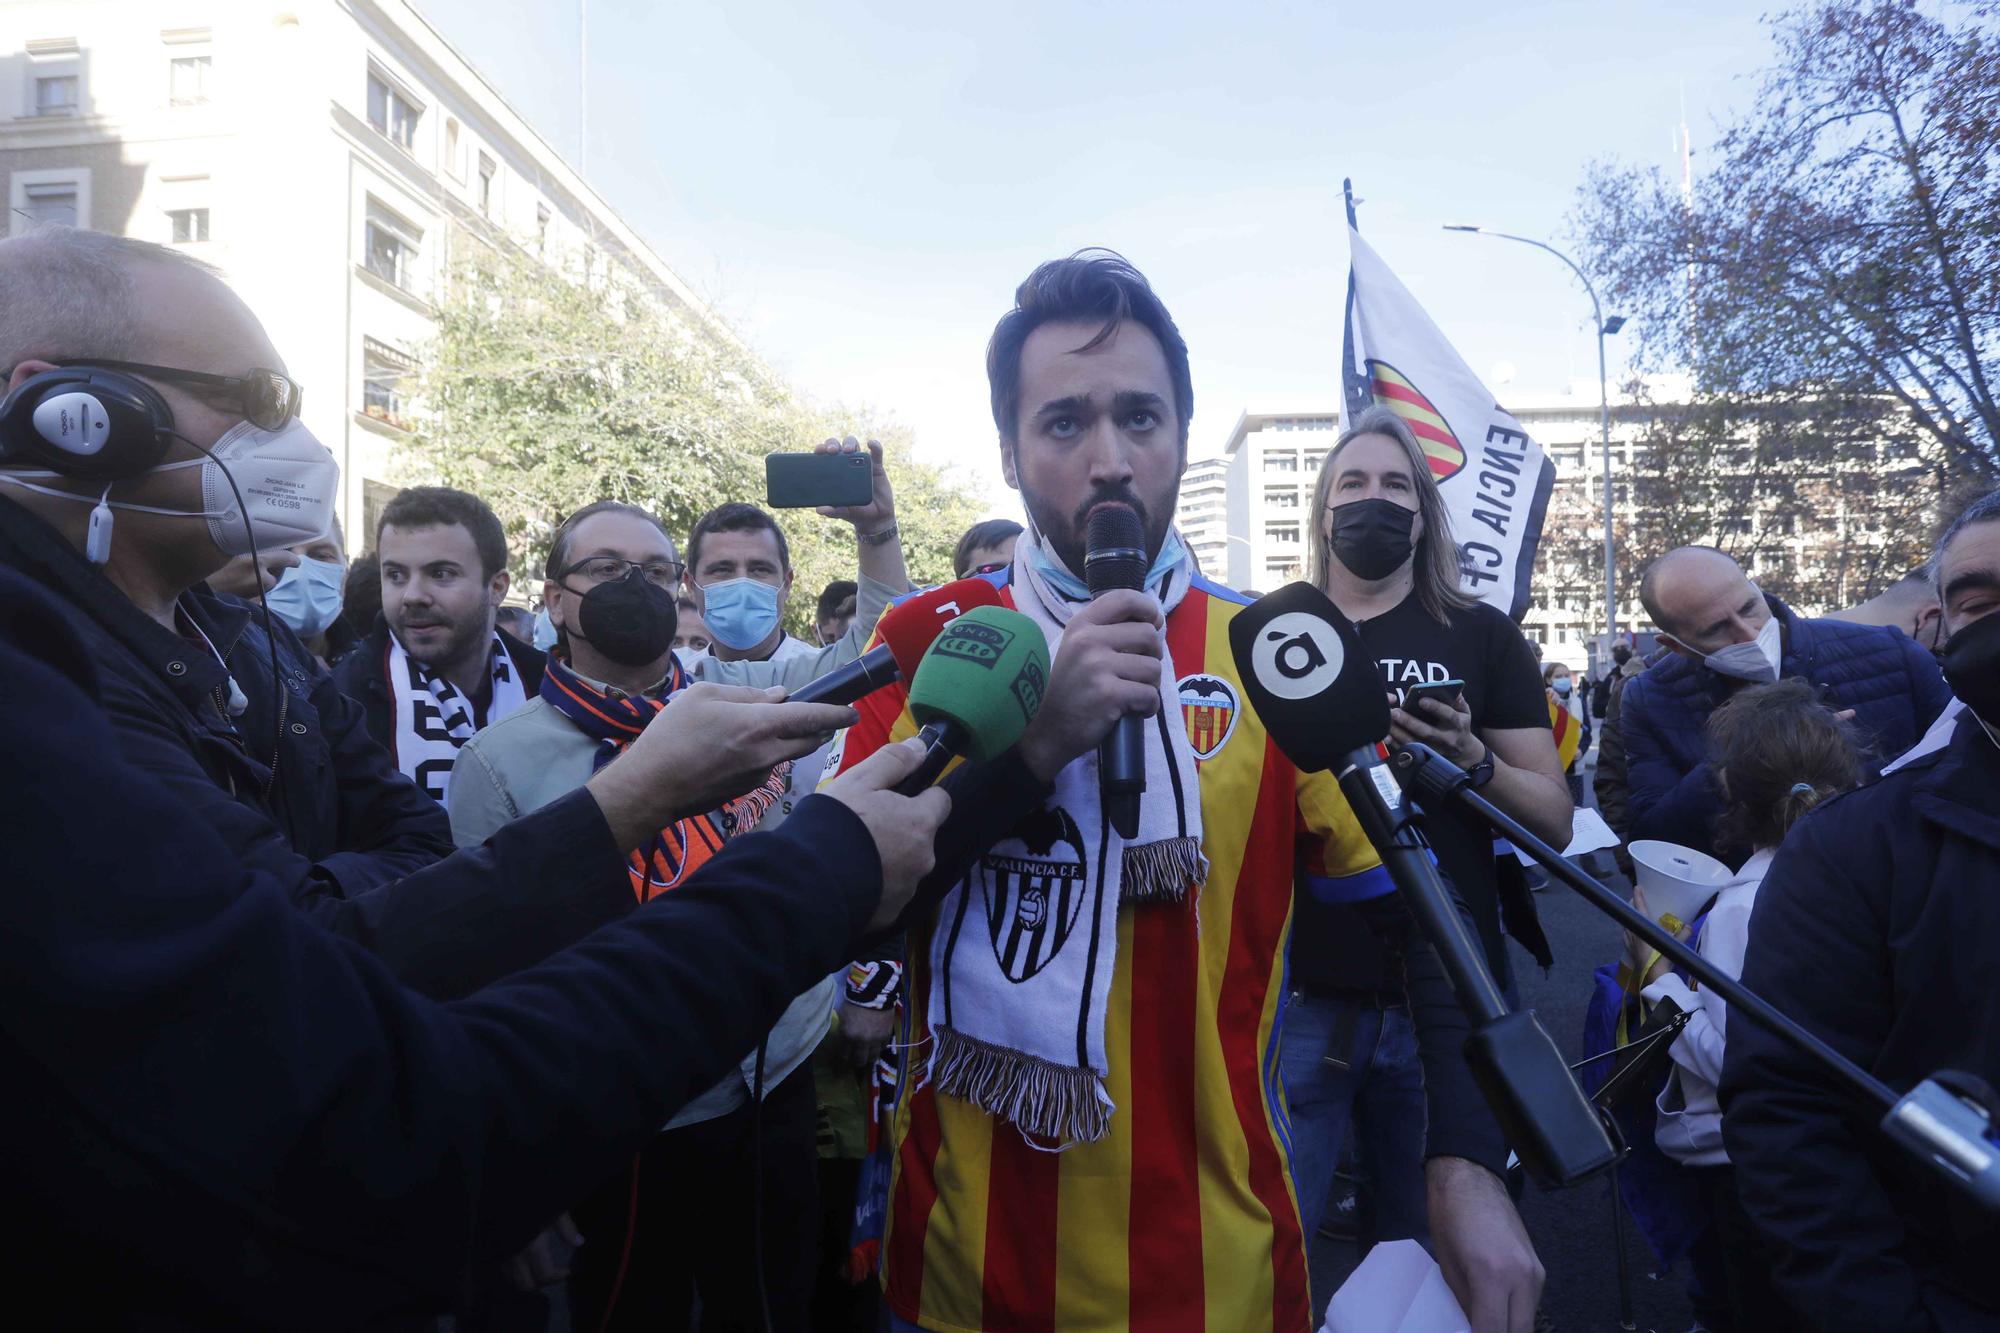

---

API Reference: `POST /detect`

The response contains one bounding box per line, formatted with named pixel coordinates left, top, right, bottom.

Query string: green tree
left=403, top=233, right=984, bottom=634
left=1573, top=0, right=2000, bottom=480
left=1536, top=384, right=1949, bottom=624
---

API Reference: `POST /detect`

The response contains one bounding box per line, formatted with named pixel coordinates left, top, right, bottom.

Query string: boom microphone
left=1228, top=580, right=1619, bottom=1187
left=894, top=605, right=1050, bottom=796
left=1085, top=503, right=1147, bottom=838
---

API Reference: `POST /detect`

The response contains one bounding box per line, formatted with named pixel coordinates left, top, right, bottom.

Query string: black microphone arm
left=1391, top=742, right=2000, bottom=1214
left=1335, top=745, right=1623, bottom=1188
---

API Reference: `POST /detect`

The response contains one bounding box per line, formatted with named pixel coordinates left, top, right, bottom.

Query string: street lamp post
left=1445, top=225, right=1624, bottom=665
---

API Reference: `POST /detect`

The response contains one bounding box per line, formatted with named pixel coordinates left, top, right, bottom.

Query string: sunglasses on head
left=61, top=359, right=304, bottom=432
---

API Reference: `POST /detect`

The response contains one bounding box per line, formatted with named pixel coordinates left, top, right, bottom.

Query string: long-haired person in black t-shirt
left=1278, top=405, right=1570, bottom=1301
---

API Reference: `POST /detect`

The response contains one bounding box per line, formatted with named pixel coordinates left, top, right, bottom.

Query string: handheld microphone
left=1085, top=503, right=1147, bottom=838
left=894, top=605, right=1049, bottom=795
left=875, top=577, right=1006, bottom=682
left=789, top=578, right=1008, bottom=707
left=1228, top=580, right=1619, bottom=1187
left=786, top=643, right=899, bottom=706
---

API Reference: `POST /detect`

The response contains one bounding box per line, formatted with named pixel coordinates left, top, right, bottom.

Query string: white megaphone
left=1625, top=840, right=1734, bottom=969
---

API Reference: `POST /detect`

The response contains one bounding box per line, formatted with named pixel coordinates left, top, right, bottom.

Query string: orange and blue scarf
left=540, top=653, right=788, bottom=901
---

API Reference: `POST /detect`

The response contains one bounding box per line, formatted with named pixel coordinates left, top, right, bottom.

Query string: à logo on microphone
left=1248, top=612, right=1344, bottom=700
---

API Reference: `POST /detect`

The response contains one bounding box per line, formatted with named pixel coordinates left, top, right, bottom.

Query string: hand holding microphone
left=820, top=738, right=953, bottom=936
left=1017, top=591, right=1163, bottom=785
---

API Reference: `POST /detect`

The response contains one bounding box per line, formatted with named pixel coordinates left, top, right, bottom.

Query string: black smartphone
left=765, top=451, right=873, bottom=509
left=1402, top=679, right=1466, bottom=712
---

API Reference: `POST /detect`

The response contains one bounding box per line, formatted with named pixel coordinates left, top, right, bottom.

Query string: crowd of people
left=0, top=223, right=1995, bottom=1333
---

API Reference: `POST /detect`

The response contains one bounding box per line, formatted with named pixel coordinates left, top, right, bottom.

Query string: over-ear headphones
left=0, top=365, right=176, bottom=481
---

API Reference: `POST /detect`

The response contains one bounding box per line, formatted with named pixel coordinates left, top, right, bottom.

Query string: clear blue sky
left=413, top=0, right=1772, bottom=511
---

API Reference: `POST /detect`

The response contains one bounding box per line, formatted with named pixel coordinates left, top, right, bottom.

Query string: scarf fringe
left=1118, top=835, right=1210, bottom=905
left=929, top=1025, right=1112, bottom=1144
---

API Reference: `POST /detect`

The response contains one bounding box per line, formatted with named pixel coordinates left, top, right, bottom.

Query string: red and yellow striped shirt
left=828, top=572, right=1393, bottom=1332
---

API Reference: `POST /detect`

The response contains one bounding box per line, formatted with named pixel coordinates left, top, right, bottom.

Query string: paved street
left=1309, top=766, right=1700, bottom=1332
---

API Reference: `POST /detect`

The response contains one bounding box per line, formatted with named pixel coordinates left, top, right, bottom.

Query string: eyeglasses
left=561, top=555, right=685, bottom=588
left=62, top=359, right=304, bottom=432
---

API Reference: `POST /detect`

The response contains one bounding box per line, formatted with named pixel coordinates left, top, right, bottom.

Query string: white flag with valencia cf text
left=1340, top=226, right=1556, bottom=620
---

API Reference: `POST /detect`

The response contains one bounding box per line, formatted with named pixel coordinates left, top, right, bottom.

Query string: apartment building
left=0, top=0, right=728, bottom=545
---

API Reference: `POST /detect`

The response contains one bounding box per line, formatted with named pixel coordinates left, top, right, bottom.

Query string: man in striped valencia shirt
left=823, top=251, right=1542, bottom=1332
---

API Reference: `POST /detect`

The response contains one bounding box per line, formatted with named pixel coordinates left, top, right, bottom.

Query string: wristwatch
left=1464, top=743, right=1496, bottom=790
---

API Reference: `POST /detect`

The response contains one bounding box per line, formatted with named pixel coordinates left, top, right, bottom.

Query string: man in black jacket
left=330, top=485, right=547, bottom=806
left=1721, top=489, right=2000, bottom=1331
left=0, top=562, right=952, bottom=1328
left=0, top=227, right=835, bottom=998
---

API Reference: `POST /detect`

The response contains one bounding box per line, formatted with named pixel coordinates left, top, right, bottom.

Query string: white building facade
left=1178, top=409, right=1338, bottom=594
left=1, top=0, right=725, bottom=548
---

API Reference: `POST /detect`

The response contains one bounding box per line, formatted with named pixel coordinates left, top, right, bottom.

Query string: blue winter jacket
left=1721, top=708, right=2000, bottom=1330
left=1621, top=594, right=1951, bottom=859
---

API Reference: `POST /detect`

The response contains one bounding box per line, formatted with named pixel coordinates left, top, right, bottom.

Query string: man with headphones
left=0, top=226, right=840, bottom=998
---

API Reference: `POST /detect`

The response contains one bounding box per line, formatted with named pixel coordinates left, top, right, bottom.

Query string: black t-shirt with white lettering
left=1290, top=590, right=1548, bottom=997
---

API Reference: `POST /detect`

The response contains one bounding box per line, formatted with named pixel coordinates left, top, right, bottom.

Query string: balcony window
left=366, top=71, right=421, bottom=151
left=167, top=207, right=209, bottom=243
left=477, top=153, right=496, bottom=216
left=362, top=346, right=410, bottom=428
left=21, top=182, right=78, bottom=227
left=35, top=75, right=79, bottom=116
left=364, top=202, right=421, bottom=292
left=169, top=55, right=211, bottom=105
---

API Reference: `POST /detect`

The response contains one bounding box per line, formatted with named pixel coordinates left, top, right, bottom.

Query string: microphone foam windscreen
left=1084, top=503, right=1147, bottom=596
left=1226, top=580, right=1391, bottom=773
left=905, top=605, right=1050, bottom=761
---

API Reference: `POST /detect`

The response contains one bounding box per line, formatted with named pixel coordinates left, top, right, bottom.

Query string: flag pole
left=1343, top=177, right=1358, bottom=230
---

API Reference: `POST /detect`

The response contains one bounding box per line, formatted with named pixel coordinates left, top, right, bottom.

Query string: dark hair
left=816, top=579, right=857, bottom=623
left=338, top=553, right=381, bottom=644
left=1707, top=678, right=1862, bottom=856
left=687, top=501, right=790, bottom=575
left=953, top=517, right=1025, bottom=576
left=1612, top=643, right=1633, bottom=665
left=1931, top=486, right=2000, bottom=595
left=543, top=500, right=676, bottom=581
left=377, top=486, right=508, bottom=581
left=986, top=249, right=1193, bottom=447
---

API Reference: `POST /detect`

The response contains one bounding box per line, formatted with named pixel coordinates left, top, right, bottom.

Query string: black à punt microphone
left=1227, top=580, right=1619, bottom=1187
left=1085, top=503, right=1147, bottom=839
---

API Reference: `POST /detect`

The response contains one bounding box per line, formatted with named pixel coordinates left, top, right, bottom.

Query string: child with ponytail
left=1628, top=678, right=1861, bottom=1330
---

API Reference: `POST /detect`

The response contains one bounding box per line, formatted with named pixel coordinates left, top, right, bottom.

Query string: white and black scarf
left=925, top=528, right=1207, bottom=1145
left=387, top=631, right=528, bottom=807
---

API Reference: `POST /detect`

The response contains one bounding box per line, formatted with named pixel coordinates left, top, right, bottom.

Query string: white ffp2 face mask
left=1703, top=612, right=1783, bottom=683
left=0, top=417, right=338, bottom=559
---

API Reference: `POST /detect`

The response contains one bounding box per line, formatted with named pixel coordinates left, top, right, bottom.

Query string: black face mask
left=566, top=566, right=678, bottom=668
left=1940, top=611, right=2000, bottom=729
left=1329, top=497, right=1417, bottom=581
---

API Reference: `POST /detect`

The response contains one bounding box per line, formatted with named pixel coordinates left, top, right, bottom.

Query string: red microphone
left=875, top=578, right=1006, bottom=681
left=786, top=577, right=1005, bottom=706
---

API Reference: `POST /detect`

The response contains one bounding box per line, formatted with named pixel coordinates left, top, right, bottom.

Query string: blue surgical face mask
left=531, top=606, right=559, bottom=652
left=1552, top=678, right=1573, bottom=697
left=1029, top=526, right=1189, bottom=601
left=265, top=556, right=345, bottom=637
left=699, top=576, right=783, bottom=652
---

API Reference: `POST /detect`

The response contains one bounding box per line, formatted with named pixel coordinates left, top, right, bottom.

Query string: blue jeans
left=1278, top=989, right=1430, bottom=1250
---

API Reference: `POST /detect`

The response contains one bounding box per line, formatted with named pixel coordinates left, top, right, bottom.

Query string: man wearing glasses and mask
left=448, top=475, right=905, bottom=1331
left=0, top=227, right=849, bottom=1005
left=0, top=228, right=469, bottom=965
